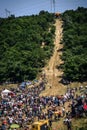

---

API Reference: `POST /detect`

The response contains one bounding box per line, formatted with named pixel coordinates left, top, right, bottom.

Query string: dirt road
left=40, top=19, right=66, bottom=96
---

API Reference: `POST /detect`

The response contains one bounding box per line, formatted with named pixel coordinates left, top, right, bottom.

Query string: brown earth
left=40, top=19, right=66, bottom=96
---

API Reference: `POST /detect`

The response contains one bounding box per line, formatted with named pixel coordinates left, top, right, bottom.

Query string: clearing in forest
left=40, top=19, right=66, bottom=96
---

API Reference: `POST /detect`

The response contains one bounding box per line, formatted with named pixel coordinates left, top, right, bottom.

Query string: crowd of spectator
left=0, top=79, right=87, bottom=130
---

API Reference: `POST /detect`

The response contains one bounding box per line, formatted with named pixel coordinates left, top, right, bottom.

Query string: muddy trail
left=40, top=19, right=66, bottom=96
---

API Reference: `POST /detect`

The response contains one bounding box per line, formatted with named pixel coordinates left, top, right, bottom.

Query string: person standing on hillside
left=66, top=117, right=72, bottom=130
left=1, top=123, right=6, bottom=130
left=62, top=106, right=65, bottom=117
left=49, top=119, right=52, bottom=128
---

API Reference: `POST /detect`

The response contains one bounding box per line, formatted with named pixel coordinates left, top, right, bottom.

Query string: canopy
left=2, top=89, right=11, bottom=94
left=1, top=89, right=12, bottom=98
left=20, top=82, right=26, bottom=89
left=10, top=124, right=20, bottom=129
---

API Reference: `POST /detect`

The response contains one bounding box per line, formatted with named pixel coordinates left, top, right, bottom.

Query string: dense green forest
left=61, top=7, right=87, bottom=82
left=0, top=7, right=87, bottom=83
left=0, top=11, right=55, bottom=82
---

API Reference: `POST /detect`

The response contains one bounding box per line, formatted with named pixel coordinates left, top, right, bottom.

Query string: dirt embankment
left=40, top=19, right=66, bottom=96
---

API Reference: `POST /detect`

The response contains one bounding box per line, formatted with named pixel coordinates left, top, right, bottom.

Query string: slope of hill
left=0, top=7, right=87, bottom=130
left=61, top=7, right=87, bottom=82
left=0, top=11, right=55, bottom=82
left=40, top=19, right=66, bottom=96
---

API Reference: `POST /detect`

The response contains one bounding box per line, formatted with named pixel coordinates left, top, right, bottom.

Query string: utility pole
left=53, top=0, right=55, bottom=13
left=5, top=9, right=11, bottom=18
left=50, top=0, right=52, bottom=12
left=50, top=0, right=56, bottom=13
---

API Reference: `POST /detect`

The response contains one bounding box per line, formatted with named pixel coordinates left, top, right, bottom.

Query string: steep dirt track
left=40, top=19, right=66, bottom=96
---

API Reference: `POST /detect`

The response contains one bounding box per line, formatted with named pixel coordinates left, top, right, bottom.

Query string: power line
left=3, top=1, right=54, bottom=17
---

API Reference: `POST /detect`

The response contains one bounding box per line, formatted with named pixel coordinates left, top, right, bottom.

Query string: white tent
left=1, top=89, right=11, bottom=98
left=2, top=89, right=11, bottom=93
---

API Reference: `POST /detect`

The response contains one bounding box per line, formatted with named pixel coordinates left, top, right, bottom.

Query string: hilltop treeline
left=0, top=11, right=55, bottom=82
left=62, top=7, right=87, bottom=82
